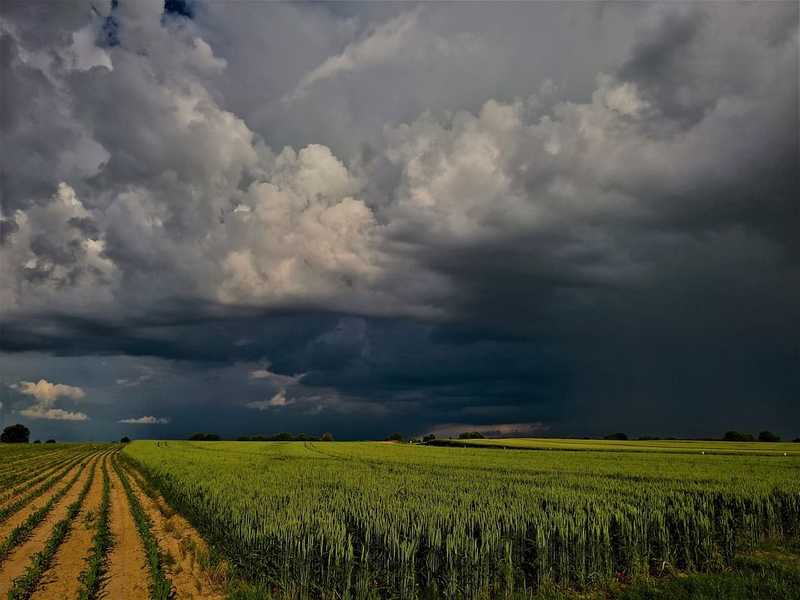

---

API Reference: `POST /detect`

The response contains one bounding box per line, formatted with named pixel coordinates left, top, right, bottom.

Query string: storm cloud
left=0, top=1, right=797, bottom=440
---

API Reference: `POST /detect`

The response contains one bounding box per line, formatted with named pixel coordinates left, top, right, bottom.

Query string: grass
left=124, top=440, right=800, bottom=599
left=617, top=543, right=800, bottom=600
left=6, top=454, right=99, bottom=600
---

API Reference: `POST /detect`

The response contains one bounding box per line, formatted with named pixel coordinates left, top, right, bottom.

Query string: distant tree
left=1, top=424, right=30, bottom=443
left=120, top=436, right=131, bottom=444
left=45, top=439, right=56, bottom=444
left=189, top=432, right=221, bottom=441
left=723, top=431, right=754, bottom=442
left=758, top=430, right=781, bottom=442
left=794, top=438, right=800, bottom=443
left=386, top=432, right=404, bottom=442
left=33, top=439, right=41, bottom=444
left=422, top=434, right=436, bottom=443
left=458, top=431, right=486, bottom=440
left=603, top=432, right=628, bottom=441
left=321, top=432, right=335, bottom=442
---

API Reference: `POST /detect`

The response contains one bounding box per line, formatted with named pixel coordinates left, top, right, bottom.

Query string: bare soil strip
left=101, top=453, right=149, bottom=600
left=0, top=459, right=86, bottom=544
left=0, top=454, right=99, bottom=594
left=29, top=453, right=108, bottom=600
left=124, top=463, right=227, bottom=600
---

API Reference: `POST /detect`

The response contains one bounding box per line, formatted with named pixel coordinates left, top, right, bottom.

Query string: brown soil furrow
left=30, top=453, right=109, bottom=600
left=0, top=454, right=99, bottom=594
left=0, top=459, right=86, bottom=543
left=125, top=464, right=227, bottom=600
left=101, top=454, right=148, bottom=600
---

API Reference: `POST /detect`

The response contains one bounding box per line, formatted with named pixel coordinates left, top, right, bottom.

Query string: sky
left=0, top=0, right=798, bottom=442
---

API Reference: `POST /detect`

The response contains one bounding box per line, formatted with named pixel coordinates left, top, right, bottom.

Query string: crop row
left=6, top=454, right=100, bottom=599
left=0, top=452, right=92, bottom=527
left=0, top=447, right=85, bottom=491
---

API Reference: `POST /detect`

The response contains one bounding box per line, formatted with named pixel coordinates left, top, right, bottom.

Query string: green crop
left=77, top=456, right=113, bottom=600
left=112, top=454, right=173, bottom=599
left=6, top=454, right=100, bottom=600
left=123, top=440, right=800, bottom=599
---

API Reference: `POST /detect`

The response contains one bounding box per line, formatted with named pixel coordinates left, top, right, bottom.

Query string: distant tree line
left=724, top=430, right=783, bottom=442
left=603, top=431, right=791, bottom=443
left=189, top=432, right=222, bottom=441
left=0, top=425, right=57, bottom=444
left=458, top=431, right=486, bottom=440
left=1, top=424, right=30, bottom=443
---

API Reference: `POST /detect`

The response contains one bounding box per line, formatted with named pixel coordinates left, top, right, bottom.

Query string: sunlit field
left=435, top=437, right=800, bottom=455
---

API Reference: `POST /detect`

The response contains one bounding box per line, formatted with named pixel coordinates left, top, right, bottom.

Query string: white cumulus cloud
left=11, top=379, right=86, bottom=403
left=11, top=378, right=89, bottom=421
left=118, top=416, right=170, bottom=424
left=20, top=406, right=89, bottom=421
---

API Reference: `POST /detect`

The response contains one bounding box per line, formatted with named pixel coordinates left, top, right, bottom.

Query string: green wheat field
left=122, top=439, right=799, bottom=599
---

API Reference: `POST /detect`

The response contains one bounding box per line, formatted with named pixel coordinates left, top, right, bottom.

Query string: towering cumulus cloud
left=0, top=1, right=797, bottom=440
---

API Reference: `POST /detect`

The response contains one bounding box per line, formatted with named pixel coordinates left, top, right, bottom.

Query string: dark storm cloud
left=1, top=1, right=797, bottom=439
left=0, top=218, right=20, bottom=244
left=618, top=6, right=710, bottom=126
left=164, top=0, right=194, bottom=20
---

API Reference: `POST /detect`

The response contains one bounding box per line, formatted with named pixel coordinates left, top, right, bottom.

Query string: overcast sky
left=1, top=1, right=797, bottom=441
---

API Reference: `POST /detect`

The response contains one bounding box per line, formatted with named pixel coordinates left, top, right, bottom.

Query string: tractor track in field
left=29, top=453, right=109, bottom=600
left=124, top=463, right=227, bottom=600
left=101, top=453, right=149, bottom=600
left=0, top=453, right=100, bottom=594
